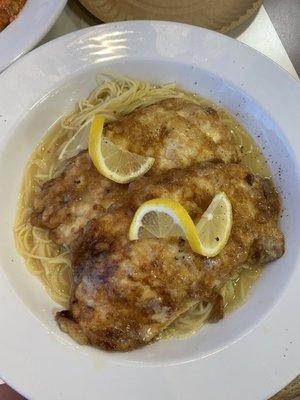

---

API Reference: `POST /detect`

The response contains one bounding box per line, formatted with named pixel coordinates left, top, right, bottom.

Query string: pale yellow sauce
left=14, top=79, right=272, bottom=338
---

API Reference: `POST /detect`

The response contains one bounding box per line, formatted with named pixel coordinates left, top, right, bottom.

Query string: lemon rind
left=89, top=114, right=155, bottom=184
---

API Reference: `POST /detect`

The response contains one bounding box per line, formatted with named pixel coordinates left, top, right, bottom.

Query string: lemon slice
left=88, top=115, right=155, bottom=183
left=129, top=193, right=232, bottom=257
left=195, top=192, right=232, bottom=257
left=128, top=198, right=202, bottom=253
left=58, top=124, right=89, bottom=161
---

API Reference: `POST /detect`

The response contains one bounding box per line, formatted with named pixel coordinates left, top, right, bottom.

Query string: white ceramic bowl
left=0, top=21, right=299, bottom=400
left=0, top=0, right=66, bottom=72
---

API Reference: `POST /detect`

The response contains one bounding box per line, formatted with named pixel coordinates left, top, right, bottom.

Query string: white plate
left=0, top=21, right=300, bottom=400
left=0, top=0, right=66, bottom=72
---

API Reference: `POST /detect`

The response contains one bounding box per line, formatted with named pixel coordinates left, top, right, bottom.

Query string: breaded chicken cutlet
left=30, top=98, right=284, bottom=350
left=0, top=0, right=26, bottom=31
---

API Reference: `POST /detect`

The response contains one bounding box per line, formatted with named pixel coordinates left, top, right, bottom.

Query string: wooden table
left=0, top=0, right=299, bottom=398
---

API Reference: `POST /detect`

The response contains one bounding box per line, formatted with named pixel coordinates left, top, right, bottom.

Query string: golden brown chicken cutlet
left=32, top=159, right=284, bottom=350
left=105, top=98, right=242, bottom=173
left=30, top=98, right=284, bottom=351
left=31, top=152, right=126, bottom=247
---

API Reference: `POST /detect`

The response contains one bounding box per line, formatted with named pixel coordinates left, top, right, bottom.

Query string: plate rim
left=0, top=0, right=67, bottom=72
left=0, top=20, right=300, bottom=400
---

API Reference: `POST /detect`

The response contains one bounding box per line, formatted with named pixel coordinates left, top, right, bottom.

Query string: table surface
left=0, top=0, right=299, bottom=399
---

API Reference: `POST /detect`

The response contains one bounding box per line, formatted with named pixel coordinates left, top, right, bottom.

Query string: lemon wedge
left=128, top=193, right=232, bottom=257
left=128, top=198, right=202, bottom=252
left=195, top=192, right=232, bottom=257
left=88, top=115, right=155, bottom=184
